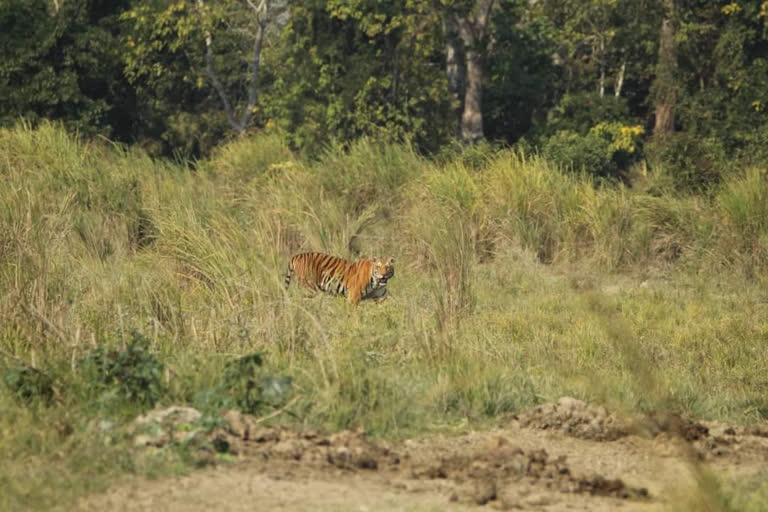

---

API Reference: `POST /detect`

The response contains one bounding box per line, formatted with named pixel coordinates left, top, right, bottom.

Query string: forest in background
left=4, top=0, right=768, bottom=187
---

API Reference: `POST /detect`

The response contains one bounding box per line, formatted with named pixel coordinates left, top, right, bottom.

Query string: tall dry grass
left=1, top=122, right=768, bottom=509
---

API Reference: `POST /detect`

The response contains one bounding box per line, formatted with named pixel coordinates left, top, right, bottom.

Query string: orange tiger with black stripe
left=284, top=252, right=395, bottom=305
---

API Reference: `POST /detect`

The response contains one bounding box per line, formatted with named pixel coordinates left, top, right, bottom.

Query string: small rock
left=223, top=410, right=248, bottom=438
left=133, top=406, right=202, bottom=429
left=474, top=480, right=496, bottom=505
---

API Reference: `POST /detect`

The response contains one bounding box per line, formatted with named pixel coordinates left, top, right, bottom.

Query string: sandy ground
left=78, top=398, right=768, bottom=512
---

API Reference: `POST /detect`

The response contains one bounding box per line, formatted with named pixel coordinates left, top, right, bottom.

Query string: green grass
left=1, top=122, right=768, bottom=510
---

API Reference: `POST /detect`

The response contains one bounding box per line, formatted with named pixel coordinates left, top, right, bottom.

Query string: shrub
left=645, top=133, right=726, bottom=193
left=590, top=122, right=645, bottom=172
left=543, top=130, right=616, bottom=177
left=78, top=330, right=165, bottom=407
left=547, top=92, right=632, bottom=134
left=2, top=364, right=56, bottom=405
left=195, top=352, right=293, bottom=415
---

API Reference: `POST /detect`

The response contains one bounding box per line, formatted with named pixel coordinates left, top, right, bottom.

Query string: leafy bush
left=2, top=364, right=56, bottom=405
left=195, top=352, right=293, bottom=415
left=543, top=130, right=616, bottom=176
left=543, top=122, right=645, bottom=178
left=546, top=92, right=632, bottom=135
left=590, top=122, right=645, bottom=171
left=645, top=133, right=726, bottom=193
left=78, top=330, right=165, bottom=406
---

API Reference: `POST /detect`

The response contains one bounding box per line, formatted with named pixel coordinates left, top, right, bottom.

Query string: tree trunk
left=598, top=38, right=605, bottom=97
left=443, top=14, right=465, bottom=139
left=615, top=59, right=626, bottom=97
left=652, top=0, right=677, bottom=136
left=461, top=48, right=484, bottom=143
left=447, top=0, right=493, bottom=145
left=199, top=0, right=268, bottom=135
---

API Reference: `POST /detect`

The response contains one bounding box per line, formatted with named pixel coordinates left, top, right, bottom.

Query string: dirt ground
left=78, top=398, right=768, bottom=512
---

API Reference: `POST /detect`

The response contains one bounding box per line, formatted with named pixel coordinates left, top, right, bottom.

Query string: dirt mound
left=515, top=399, right=768, bottom=464
left=516, top=397, right=629, bottom=441
left=207, top=410, right=396, bottom=471
left=515, top=399, right=713, bottom=444
left=406, top=435, right=647, bottom=508
left=82, top=403, right=768, bottom=512
left=639, top=411, right=709, bottom=442
left=150, top=409, right=648, bottom=509
left=742, top=424, right=768, bottom=438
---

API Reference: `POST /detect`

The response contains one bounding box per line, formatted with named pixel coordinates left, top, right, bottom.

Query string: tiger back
left=284, top=252, right=395, bottom=305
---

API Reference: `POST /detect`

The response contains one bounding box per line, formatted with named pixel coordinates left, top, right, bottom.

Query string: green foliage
left=484, top=0, right=560, bottom=142
left=2, top=0, right=768, bottom=173
left=543, top=130, right=616, bottom=176
left=0, top=0, right=134, bottom=138
left=119, top=0, right=248, bottom=156
left=1, top=364, right=55, bottom=406
left=645, top=133, right=726, bottom=193
left=675, top=1, right=768, bottom=154
left=222, top=352, right=291, bottom=412
left=195, top=353, right=293, bottom=415
left=547, top=92, right=633, bottom=135
left=265, top=0, right=453, bottom=154
left=78, top=331, right=165, bottom=407
left=543, top=120, right=644, bottom=178
left=205, top=131, right=297, bottom=183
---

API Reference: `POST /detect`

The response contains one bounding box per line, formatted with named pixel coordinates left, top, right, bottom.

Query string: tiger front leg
left=347, top=283, right=364, bottom=306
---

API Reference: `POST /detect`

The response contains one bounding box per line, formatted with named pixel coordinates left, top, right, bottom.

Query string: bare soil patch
left=78, top=398, right=768, bottom=512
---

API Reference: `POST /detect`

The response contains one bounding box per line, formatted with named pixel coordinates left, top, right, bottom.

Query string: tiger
left=284, top=252, right=395, bottom=305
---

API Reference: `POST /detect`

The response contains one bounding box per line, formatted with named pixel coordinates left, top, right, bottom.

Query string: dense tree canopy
left=3, top=0, right=768, bottom=181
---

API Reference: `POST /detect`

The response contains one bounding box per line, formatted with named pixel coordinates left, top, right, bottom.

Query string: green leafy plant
left=222, top=352, right=292, bottom=414
left=543, top=130, right=616, bottom=176
left=645, top=133, right=726, bottom=193
left=546, top=92, right=632, bottom=135
left=195, top=352, right=292, bottom=415
left=1, top=364, right=56, bottom=405
left=78, top=330, right=165, bottom=406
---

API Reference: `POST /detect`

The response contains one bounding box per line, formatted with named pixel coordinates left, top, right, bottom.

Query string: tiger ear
left=390, top=257, right=395, bottom=263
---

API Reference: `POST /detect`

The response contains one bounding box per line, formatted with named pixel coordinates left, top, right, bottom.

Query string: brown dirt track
left=78, top=398, right=768, bottom=512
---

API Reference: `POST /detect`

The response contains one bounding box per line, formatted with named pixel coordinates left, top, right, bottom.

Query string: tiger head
left=371, top=257, right=395, bottom=284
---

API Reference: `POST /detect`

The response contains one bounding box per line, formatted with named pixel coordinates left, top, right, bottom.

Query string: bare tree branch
left=197, top=0, right=270, bottom=134
left=474, top=0, right=494, bottom=40
left=245, top=0, right=267, bottom=16
left=197, top=0, right=241, bottom=132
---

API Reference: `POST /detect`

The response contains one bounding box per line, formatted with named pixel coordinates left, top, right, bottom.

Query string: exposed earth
left=78, top=398, right=768, bottom=512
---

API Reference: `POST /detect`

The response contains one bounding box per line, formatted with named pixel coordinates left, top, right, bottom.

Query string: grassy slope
left=1, top=123, right=767, bottom=509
